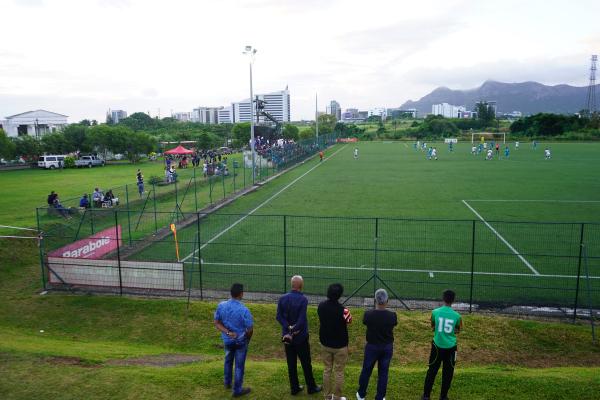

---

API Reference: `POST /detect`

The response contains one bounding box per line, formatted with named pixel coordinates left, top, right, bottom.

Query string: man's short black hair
left=230, top=283, right=244, bottom=298
left=443, top=289, right=456, bottom=304
left=327, top=283, right=344, bottom=301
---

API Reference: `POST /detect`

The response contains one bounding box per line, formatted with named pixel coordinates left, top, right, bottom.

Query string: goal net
left=471, top=131, right=506, bottom=144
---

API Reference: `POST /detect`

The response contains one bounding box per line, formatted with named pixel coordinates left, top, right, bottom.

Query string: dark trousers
left=224, top=341, right=248, bottom=395
left=357, top=342, right=393, bottom=400
left=423, top=342, right=457, bottom=399
left=284, top=337, right=317, bottom=391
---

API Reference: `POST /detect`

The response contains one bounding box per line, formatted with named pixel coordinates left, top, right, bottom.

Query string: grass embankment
left=1, top=239, right=599, bottom=399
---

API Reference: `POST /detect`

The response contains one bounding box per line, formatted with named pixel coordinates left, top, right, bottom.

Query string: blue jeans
left=224, top=341, right=248, bottom=395
left=357, top=343, right=393, bottom=400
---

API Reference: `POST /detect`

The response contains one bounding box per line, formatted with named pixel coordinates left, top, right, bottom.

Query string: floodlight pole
left=315, top=93, right=319, bottom=140
left=244, top=46, right=257, bottom=184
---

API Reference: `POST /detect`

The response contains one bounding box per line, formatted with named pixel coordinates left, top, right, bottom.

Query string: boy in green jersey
left=422, top=290, right=462, bottom=400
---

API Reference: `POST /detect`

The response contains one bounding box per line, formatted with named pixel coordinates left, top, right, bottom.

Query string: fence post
left=573, top=223, right=585, bottom=321
left=152, top=183, right=158, bottom=233
left=222, top=172, right=226, bottom=200
left=36, top=208, right=46, bottom=289
left=125, top=184, right=132, bottom=246
left=374, top=217, right=379, bottom=298
left=233, top=162, right=236, bottom=192
left=209, top=176, right=213, bottom=204
left=196, top=213, right=203, bottom=300
left=283, top=215, right=287, bottom=293
left=174, top=179, right=179, bottom=219
left=114, top=211, right=123, bottom=296
left=193, top=168, right=199, bottom=212
left=469, top=220, right=476, bottom=313
left=243, top=156, right=246, bottom=188
left=89, top=193, right=95, bottom=234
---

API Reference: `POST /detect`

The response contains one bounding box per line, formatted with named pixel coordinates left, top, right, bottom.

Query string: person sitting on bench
left=92, top=188, right=103, bottom=208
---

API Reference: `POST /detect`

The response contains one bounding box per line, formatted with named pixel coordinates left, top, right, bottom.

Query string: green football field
left=119, top=141, right=600, bottom=308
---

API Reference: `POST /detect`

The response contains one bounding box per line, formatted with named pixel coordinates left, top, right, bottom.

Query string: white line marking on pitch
left=466, top=199, right=600, bottom=203
left=195, top=261, right=599, bottom=279
left=462, top=200, right=540, bottom=276
left=181, top=145, right=348, bottom=262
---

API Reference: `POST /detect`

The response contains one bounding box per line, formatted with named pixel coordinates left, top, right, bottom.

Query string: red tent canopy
left=164, top=145, right=194, bottom=155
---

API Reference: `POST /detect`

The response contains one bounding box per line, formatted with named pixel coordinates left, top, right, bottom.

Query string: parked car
left=75, top=155, right=105, bottom=168
left=38, top=155, right=67, bottom=169
left=218, top=146, right=232, bottom=155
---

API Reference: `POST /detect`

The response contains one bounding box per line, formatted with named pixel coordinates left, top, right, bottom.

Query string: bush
left=63, top=156, right=75, bottom=168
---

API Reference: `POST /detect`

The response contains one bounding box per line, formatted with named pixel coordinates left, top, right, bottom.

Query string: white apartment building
left=191, top=107, right=221, bottom=124
left=432, top=103, right=466, bottom=118
left=109, top=109, right=127, bottom=124
left=218, top=107, right=233, bottom=124
left=1, top=109, right=68, bottom=138
left=232, top=88, right=290, bottom=123
left=368, top=107, right=387, bottom=120
left=326, top=100, right=341, bottom=121
left=172, top=112, right=192, bottom=122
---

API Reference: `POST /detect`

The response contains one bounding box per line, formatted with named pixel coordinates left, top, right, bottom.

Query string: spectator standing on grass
left=136, top=169, right=144, bottom=197
left=214, top=283, right=254, bottom=397
left=277, top=275, right=322, bottom=396
left=318, top=283, right=352, bottom=400
left=421, top=290, right=462, bottom=400
left=356, top=288, right=397, bottom=400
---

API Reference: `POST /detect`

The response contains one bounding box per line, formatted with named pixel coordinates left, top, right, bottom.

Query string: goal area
left=471, top=131, right=506, bottom=144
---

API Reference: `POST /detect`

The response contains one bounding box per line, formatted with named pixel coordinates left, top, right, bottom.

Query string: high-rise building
left=172, top=112, right=191, bottom=122
left=326, top=100, right=342, bottom=121
left=475, top=101, right=497, bottom=116
left=232, top=88, right=290, bottom=123
left=432, top=103, right=466, bottom=118
left=218, top=107, right=233, bottom=124
left=368, top=108, right=387, bottom=120
left=191, top=107, right=221, bottom=124
left=110, top=109, right=127, bottom=124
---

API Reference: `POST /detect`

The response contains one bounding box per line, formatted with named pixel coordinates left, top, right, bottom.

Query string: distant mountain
left=400, top=80, right=598, bottom=116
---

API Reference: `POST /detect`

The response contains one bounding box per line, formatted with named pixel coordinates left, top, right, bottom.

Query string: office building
left=172, top=112, right=192, bottom=122
left=232, top=88, right=290, bottom=123
left=109, top=109, right=127, bottom=124
left=191, top=107, right=221, bottom=124
left=218, top=107, right=233, bottom=124
left=326, top=100, right=342, bottom=121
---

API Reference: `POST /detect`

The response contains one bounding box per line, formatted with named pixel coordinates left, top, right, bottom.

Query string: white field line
left=462, top=200, right=540, bottom=276
left=465, top=199, right=600, bottom=203
left=181, top=145, right=348, bottom=262
left=195, top=260, right=600, bottom=280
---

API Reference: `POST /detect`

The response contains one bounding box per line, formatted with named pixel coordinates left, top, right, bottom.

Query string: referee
left=422, top=290, right=463, bottom=400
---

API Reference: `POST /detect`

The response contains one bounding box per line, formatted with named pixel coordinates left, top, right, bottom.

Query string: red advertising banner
left=337, top=137, right=359, bottom=143
left=48, top=225, right=122, bottom=259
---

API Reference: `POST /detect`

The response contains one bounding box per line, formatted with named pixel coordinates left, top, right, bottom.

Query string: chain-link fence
left=38, top=209, right=600, bottom=319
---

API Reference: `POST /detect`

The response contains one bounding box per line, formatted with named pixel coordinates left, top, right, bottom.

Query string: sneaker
left=308, top=385, right=322, bottom=394
left=291, top=385, right=304, bottom=395
left=356, top=393, right=365, bottom=400
left=233, top=387, right=251, bottom=397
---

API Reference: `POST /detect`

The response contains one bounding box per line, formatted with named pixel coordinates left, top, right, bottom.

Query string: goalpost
left=471, top=131, right=506, bottom=144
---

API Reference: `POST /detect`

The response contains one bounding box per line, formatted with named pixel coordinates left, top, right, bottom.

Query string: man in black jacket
left=276, top=275, right=322, bottom=396
left=318, top=283, right=352, bottom=400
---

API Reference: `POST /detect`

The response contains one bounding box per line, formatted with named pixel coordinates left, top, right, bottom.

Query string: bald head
left=290, top=275, right=304, bottom=291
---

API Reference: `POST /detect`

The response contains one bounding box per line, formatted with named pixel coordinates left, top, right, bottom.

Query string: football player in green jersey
left=422, top=290, right=462, bottom=400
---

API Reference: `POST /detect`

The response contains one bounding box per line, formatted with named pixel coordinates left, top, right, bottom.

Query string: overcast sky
left=1, top=0, right=599, bottom=122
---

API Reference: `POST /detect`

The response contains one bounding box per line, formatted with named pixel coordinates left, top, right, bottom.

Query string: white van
left=38, top=155, right=66, bottom=169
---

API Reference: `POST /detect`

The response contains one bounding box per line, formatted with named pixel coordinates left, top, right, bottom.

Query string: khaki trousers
left=321, top=344, right=349, bottom=400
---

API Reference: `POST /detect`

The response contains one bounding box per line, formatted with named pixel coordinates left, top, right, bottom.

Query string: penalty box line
left=193, top=260, right=599, bottom=280
left=181, top=144, right=348, bottom=262
left=462, top=200, right=540, bottom=276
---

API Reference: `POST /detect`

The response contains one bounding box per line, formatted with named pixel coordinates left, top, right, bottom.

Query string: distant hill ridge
left=400, top=80, right=599, bottom=116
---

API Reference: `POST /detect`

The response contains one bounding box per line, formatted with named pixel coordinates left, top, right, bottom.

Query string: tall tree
left=282, top=124, right=299, bottom=141
left=0, top=130, right=16, bottom=159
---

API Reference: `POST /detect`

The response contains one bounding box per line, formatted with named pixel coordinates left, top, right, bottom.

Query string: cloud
left=13, top=0, right=44, bottom=7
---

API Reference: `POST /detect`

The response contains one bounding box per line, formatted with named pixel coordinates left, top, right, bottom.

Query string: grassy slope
left=1, top=239, right=600, bottom=399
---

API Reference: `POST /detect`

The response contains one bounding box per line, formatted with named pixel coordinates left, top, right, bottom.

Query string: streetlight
left=243, top=45, right=257, bottom=184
